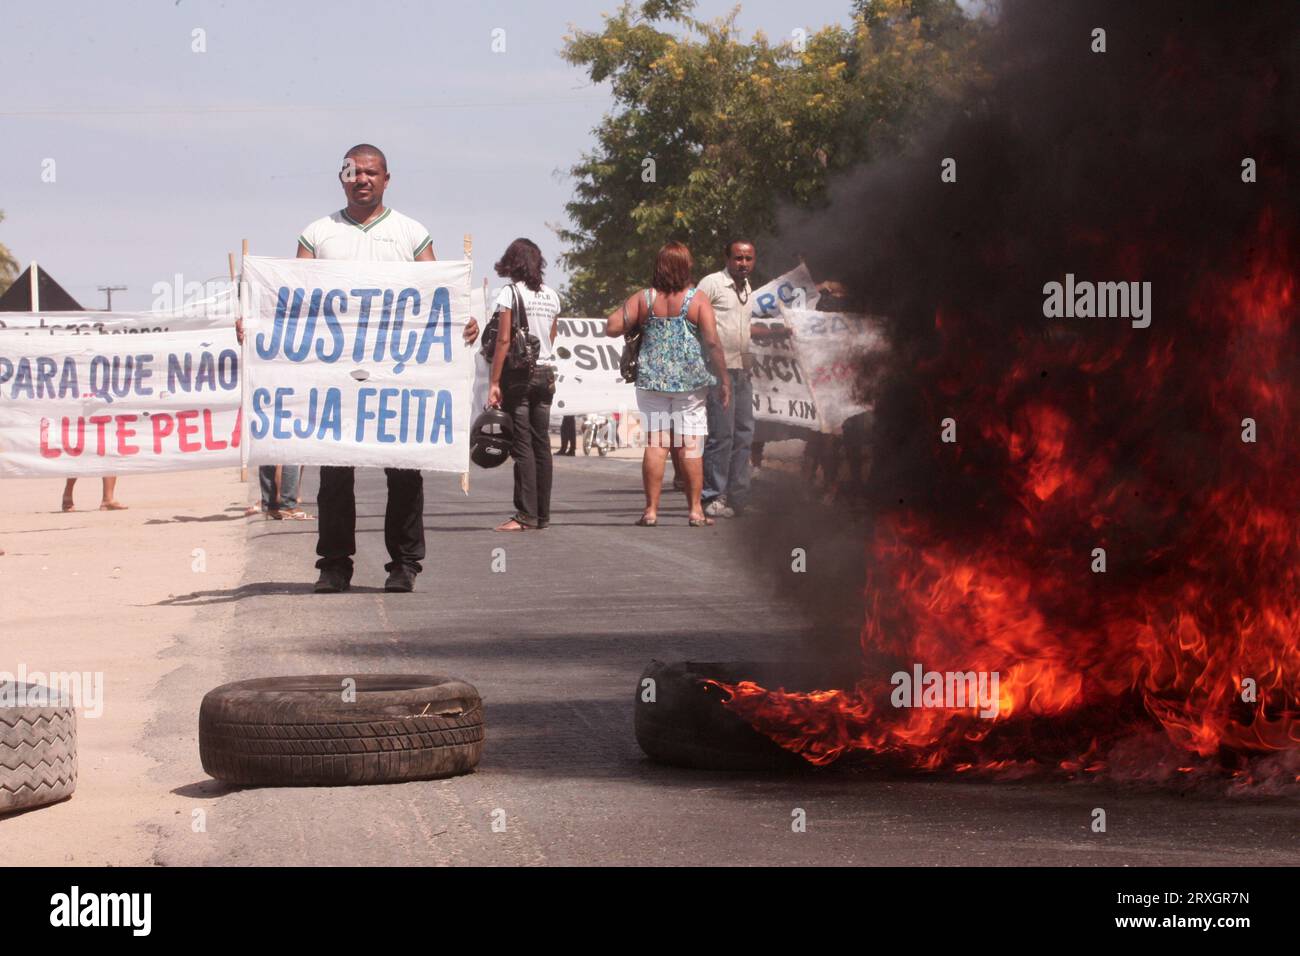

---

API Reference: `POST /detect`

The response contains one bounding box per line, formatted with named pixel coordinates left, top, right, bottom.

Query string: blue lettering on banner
left=3, top=349, right=241, bottom=403
left=355, top=386, right=452, bottom=444
left=167, top=350, right=240, bottom=393
left=349, top=288, right=382, bottom=363
left=752, top=281, right=806, bottom=319
left=252, top=387, right=453, bottom=445
left=285, top=290, right=324, bottom=362
left=58, top=357, right=79, bottom=398
left=250, top=388, right=270, bottom=439
left=250, top=386, right=344, bottom=441
left=272, top=386, right=294, bottom=439
left=319, top=290, right=346, bottom=362
left=255, top=285, right=451, bottom=373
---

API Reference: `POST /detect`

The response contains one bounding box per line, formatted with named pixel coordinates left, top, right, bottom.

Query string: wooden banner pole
left=460, top=234, right=473, bottom=495
left=232, top=245, right=249, bottom=483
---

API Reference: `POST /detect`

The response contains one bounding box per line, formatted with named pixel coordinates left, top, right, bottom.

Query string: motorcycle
left=581, top=413, right=614, bottom=456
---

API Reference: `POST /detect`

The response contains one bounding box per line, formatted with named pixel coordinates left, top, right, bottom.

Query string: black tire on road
left=0, top=683, right=77, bottom=814
left=199, top=675, right=483, bottom=786
left=634, top=661, right=815, bottom=772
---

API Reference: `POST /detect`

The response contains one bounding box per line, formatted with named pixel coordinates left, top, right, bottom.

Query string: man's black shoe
left=313, top=568, right=351, bottom=593
left=384, top=566, right=416, bottom=593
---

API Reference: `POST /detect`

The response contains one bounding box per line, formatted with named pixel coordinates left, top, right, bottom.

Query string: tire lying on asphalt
left=200, top=675, right=483, bottom=786
left=634, top=660, right=822, bottom=772
left=0, top=683, right=77, bottom=814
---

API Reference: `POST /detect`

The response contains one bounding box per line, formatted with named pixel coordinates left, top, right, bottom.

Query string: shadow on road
left=145, top=513, right=245, bottom=525
left=172, top=778, right=243, bottom=799
left=149, top=581, right=391, bottom=606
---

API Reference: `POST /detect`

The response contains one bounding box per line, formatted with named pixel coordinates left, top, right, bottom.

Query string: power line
left=0, top=94, right=607, bottom=118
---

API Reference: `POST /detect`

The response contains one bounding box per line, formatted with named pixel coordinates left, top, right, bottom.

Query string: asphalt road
left=146, top=455, right=1299, bottom=866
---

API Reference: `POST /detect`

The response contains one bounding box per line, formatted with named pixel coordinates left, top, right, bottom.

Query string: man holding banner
left=253, top=143, right=478, bottom=594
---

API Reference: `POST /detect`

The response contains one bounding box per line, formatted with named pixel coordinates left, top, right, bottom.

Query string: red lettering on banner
left=36, top=410, right=233, bottom=460
left=39, top=419, right=60, bottom=459
left=115, top=415, right=140, bottom=456
left=152, top=413, right=175, bottom=454
left=176, top=410, right=200, bottom=452
left=63, top=417, right=86, bottom=456
left=89, top=415, right=113, bottom=456
left=202, top=409, right=227, bottom=451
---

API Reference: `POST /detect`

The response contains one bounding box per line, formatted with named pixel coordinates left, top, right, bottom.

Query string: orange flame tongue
left=718, top=216, right=1299, bottom=785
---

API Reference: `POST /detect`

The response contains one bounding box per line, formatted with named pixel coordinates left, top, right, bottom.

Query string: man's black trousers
left=315, top=466, right=425, bottom=575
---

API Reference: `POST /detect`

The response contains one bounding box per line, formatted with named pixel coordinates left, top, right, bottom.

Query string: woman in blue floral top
left=606, top=242, right=731, bottom=526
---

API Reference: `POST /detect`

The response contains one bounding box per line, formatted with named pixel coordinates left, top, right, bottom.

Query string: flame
left=717, top=213, right=1299, bottom=786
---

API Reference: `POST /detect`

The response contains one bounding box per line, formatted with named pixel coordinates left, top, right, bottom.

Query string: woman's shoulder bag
left=619, top=289, right=653, bottom=384
left=480, top=283, right=541, bottom=378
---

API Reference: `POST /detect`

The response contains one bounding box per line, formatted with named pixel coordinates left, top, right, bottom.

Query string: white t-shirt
left=494, top=282, right=560, bottom=366
left=297, top=207, right=432, bottom=262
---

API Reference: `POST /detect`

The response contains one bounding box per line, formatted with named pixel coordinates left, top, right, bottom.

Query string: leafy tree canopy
left=559, top=0, right=982, bottom=314
left=0, top=210, right=18, bottom=297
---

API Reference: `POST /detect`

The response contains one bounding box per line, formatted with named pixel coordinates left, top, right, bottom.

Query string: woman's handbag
left=618, top=290, right=651, bottom=384
left=480, top=284, right=540, bottom=377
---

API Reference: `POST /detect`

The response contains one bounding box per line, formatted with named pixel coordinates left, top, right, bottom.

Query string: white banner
left=242, top=256, right=475, bottom=471
left=750, top=263, right=822, bottom=322
left=786, top=310, right=885, bottom=433
left=748, top=265, right=822, bottom=429
left=0, top=329, right=242, bottom=476
left=748, top=336, right=820, bottom=428
left=0, top=288, right=237, bottom=337
left=552, top=317, right=635, bottom=418
left=468, top=316, right=635, bottom=422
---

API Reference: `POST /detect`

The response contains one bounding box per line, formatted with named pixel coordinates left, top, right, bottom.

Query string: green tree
left=558, top=0, right=982, bottom=315
left=0, top=210, right=18, bottom=297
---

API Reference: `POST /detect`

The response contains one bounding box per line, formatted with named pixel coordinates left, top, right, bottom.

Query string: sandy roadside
left=0, top=467, right=249, bottom=865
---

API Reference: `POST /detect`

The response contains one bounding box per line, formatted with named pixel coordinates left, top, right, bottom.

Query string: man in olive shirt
left=697, top=240, right=788, bottom=517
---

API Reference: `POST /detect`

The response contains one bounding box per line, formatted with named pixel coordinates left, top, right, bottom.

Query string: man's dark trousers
left=316, top=466, right=425, bottom=575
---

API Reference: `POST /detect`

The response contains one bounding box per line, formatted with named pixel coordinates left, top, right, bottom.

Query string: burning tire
left=0, top=683, right=77, bottom=814
left=199, top=675, right=483, bottom=786
left=634, top=661, right=831, bottom=771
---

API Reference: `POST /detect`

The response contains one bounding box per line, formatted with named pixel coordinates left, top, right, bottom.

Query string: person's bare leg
left=99, top=476, right=127, bottom=510
left=680, top=435, right=709, bottom=522
left=641, top=437, right=669, bottom=522
left=61, top=478, right=76, bottom=512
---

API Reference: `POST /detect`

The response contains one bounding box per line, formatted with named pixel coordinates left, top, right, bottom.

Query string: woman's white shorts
left=634, top=387, right=710, bottom=437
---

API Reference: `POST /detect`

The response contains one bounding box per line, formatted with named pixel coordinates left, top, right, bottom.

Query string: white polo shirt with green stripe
left=297, top=207, right=433, bottom=262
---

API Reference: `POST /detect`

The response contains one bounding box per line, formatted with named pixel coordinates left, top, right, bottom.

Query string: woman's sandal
left=494, top=518, right=531, bottom=532
left=635, top=514, right=658, bottom=527
left=279, top=509, right=315, bottom=521
left=687, top=515, right=715, bottom=527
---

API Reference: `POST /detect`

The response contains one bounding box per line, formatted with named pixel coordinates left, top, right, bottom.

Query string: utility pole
left=98, top=285, right=127, bottom=311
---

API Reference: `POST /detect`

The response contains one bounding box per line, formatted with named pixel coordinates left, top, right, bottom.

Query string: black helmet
left=470, top=407, right=513, bottom=468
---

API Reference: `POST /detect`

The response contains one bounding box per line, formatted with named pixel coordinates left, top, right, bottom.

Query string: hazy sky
left=1, top=0, right=856, bottom=311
